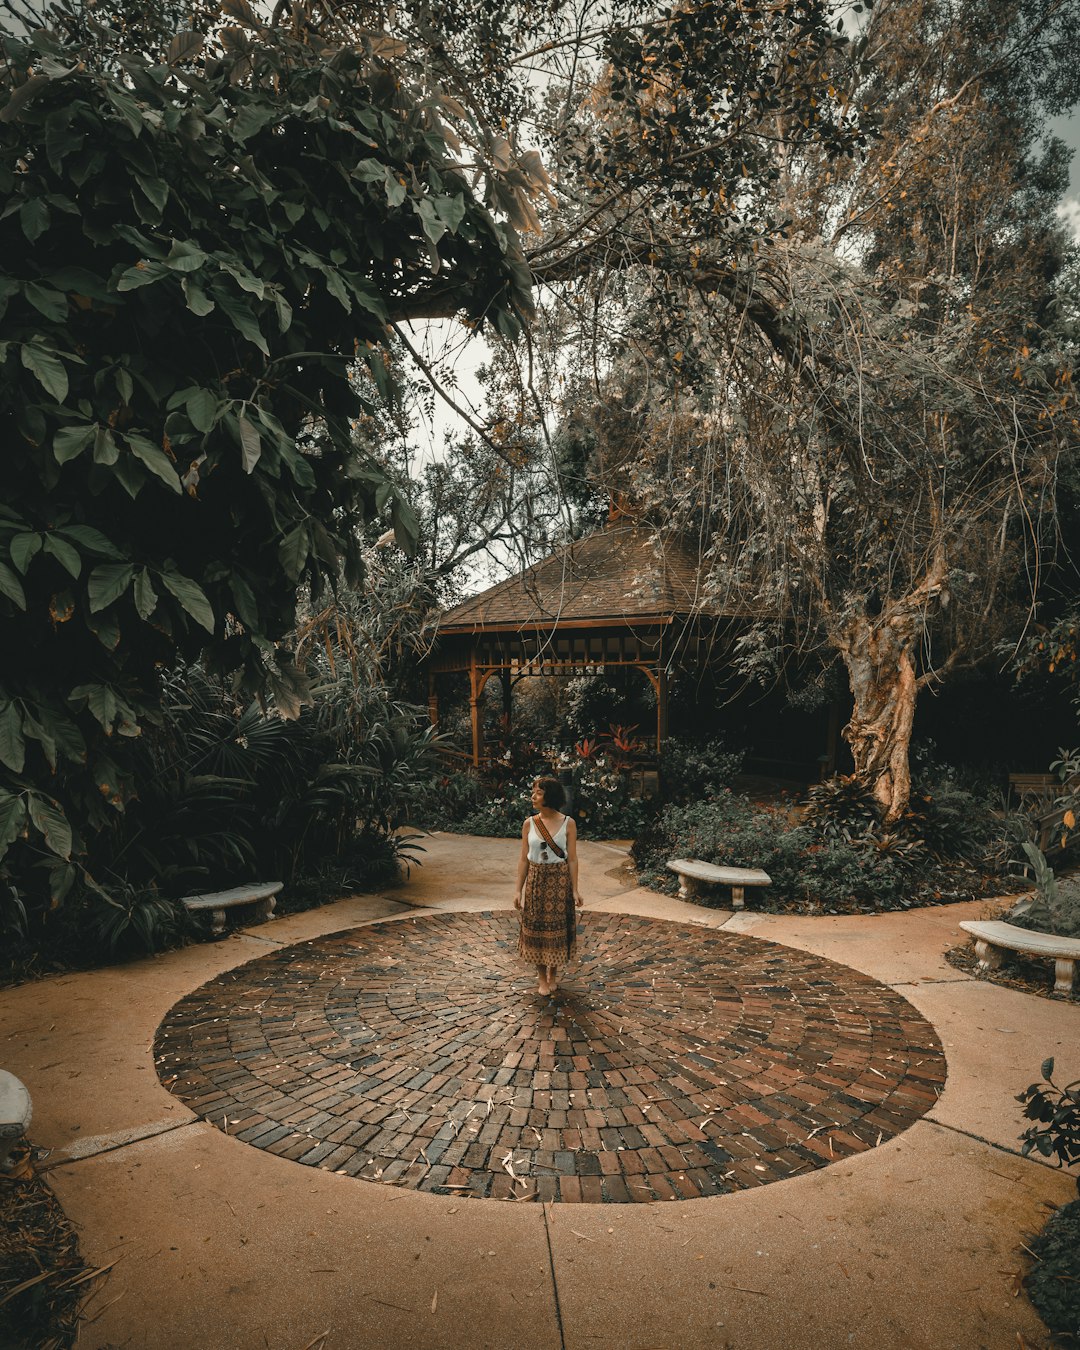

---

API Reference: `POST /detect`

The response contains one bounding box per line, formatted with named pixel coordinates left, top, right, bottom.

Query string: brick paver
left=154, top=912, right=946, bottom=1202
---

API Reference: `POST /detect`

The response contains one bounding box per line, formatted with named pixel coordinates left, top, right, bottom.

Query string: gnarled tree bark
left=833, top=551, right=947, bottom=821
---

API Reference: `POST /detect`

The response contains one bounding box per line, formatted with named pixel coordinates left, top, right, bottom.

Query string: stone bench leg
left=730, top=885, right=746, bottom=911
left=209, top=907, right=227, bottom=936
left=974, top=939, right=1003, bottom=975
left=1054, top=958, right=1075, bottom=996
left=251, top=897, right=276, bottom=924
left=677, top=877, right=698, bottom=900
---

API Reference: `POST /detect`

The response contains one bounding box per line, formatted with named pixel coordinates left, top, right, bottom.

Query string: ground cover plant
left=632, top=766, right=1019, bottom=914
left=1019, top=1059, right=1080, bottom=1339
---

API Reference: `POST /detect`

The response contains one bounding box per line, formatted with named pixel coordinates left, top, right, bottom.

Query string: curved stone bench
left=959, top=919, right=1080, bottom=995
left=667, top=858, right=772, bottom=910
left=182, top=882, right=283, bottom=935
left=0, top=1069, right=32, bottom=1173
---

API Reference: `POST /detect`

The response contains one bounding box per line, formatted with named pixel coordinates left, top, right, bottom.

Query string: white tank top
left=527, top=814, right=569, bottom=864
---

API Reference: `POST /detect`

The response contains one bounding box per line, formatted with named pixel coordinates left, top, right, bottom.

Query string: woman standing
left=515, top=776, right=583, bottom=995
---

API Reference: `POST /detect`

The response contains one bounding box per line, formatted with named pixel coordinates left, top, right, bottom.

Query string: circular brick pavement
left=155, top=912, right=946, bottom=1203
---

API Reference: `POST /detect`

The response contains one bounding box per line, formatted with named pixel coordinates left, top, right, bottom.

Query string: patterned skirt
left=518, top=860, right=576, bottom=966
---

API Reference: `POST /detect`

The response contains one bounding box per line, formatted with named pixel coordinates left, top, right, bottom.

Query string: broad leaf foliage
left=0, top=16, right=530, bottom=903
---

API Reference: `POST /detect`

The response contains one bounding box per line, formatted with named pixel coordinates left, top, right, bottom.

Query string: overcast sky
left=1050, top=111, right=1080, bottom=239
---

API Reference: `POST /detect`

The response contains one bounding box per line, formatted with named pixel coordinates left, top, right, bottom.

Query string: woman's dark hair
left=534, top=776, right=565, bottom=808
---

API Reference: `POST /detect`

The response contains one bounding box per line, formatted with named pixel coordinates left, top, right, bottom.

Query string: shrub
left=456, top=786, right=532, bottom=838
left=803, top=774, right=883, bottom=843
left=905, top=781, right=997, bottom=863
left=1024, top=1199, right=1080, bottom=1338
left=1018, top=1058, right=1080, bottom=1337
left=1018, top=1059, right=1080, bottom=1192
left=569, top=756, right=656, bottom=838
left=1011, top=845, right=1080, bottom=939
left=414, top=770, right=489, bottom=827
left=633, top=792, right=908, bottom=912
left=658, top=735, right=744, bottom=804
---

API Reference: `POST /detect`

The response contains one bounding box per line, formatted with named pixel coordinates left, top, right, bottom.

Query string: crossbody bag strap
left=532, top=814, right=566, bottom=859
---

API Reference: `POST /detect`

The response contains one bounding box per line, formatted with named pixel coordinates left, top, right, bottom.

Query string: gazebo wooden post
left=427, top=672, right=439, bottom=730
left=500, top=668, right=512, bottom=737
left=655, top=666, right=669, bottom=754
left=468, top=652, right=483, bottom=767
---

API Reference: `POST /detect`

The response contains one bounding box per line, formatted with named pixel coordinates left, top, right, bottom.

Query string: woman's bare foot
left=547, top=966, right=559, bottom=992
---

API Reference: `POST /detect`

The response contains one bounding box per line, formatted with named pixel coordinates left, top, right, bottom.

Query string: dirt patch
left=945, top=941, right=1080, bottom=1004
left=0, top=1146, right=94, bottom=1349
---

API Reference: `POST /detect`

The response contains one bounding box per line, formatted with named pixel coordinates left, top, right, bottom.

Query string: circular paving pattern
left=154, top=912, right=946, bottom=1203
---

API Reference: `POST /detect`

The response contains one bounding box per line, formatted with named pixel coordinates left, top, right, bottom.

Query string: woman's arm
left=514, top=819, right=530, bottom=908
left=566, top=817, right=583, bottom=907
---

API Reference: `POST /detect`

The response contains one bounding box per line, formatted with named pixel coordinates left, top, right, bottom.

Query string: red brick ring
left=154, top=911, right=946, bottom=1203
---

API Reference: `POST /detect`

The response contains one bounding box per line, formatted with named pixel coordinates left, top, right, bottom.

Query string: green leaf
left=214, top=287, right=268, bottom=354
left=133, top=567, right=158, bottom=620
left=86, top=609, right=121, bottom=650
left=383, top=169, right=407, bottom=208
left=87, top=562, right=135, bottom=612
left=49, top=861, right=77, bottom=906
left=106, top=86, right=144, bottom=134
left=41, top=534, right=81, bottom=578
left=437, top=192, right=466, bottom=233
left=278, top=525, right=310, bottom=581
left=391, top=493, right=421, bottom=553
left=50, top=713, right=86, bottom=765
left=414, top=197, right=447, bottom=251
left=221, top=259, right=265, bottom=296
left=163, top=239, right=209, bottom=273
left=20, top=197, right=49, bottom=242
left=272, top=289, right=293, bottom=333
left=185, top=388, right=218, bottom=434
left=22, top=711, right=57, bottom=771
left=0, top=562, right=26, bottom=609
left=54, top=423, right=96, bottom=464
left=0, top=791, right=26, bottom=856
left=124, top=433, right=181, bottom=493
left=321, top=266, right=351, bottom=312
left=232, top=102, right=278, bottom=142
left=116, top=261, right=169, bottom=292
left=182, top=276, right=215, bottom=316
left=160, top=570, right=215, bottom=633
left=60, top=525, right=123, bottom=559
left=71, top=682, right=119, bottom=731
left=115, top=367, right=134, bottom=404
left=0, top=701, right=25, bottom=773
left=137, top=177, right=169, bottom=213
left=27, top=792, right=72, bottom=860
left=229, top=572, right=258, bottom=629
left=21, top=342, right=68, bottom=402
left=10, top=532, right=43, bottom=574
left=238, top=410, right=262, bottom=472
left=43, top=534, right=81, bottom=578
left=93, top=426, right=119, bottom=465
left=24, top=281, right=68, bottom=321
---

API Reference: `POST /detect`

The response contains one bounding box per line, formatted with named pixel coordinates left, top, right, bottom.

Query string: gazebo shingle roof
left=438, top=524, right=718, bottom=631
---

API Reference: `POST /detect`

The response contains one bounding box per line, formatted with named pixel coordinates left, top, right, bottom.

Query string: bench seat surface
left=667, top=859, right=772, bottom=886
left=0, top=1070, right=32, bottom=1129
left=959, top=919, right=1080, bottom=959
left=183, top=882, right=283, bottom=911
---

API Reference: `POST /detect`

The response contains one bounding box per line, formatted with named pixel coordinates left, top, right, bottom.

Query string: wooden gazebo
left=426, top=522, right=743, bottom=767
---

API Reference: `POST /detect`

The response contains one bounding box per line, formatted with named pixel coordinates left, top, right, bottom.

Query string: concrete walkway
left=2, top=833, right=1078, bottom=1349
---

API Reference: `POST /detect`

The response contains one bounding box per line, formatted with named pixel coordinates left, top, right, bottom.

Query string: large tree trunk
left=835, top=610, right=919, bottom=822
left=832, top=552, right=946, bottom=821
